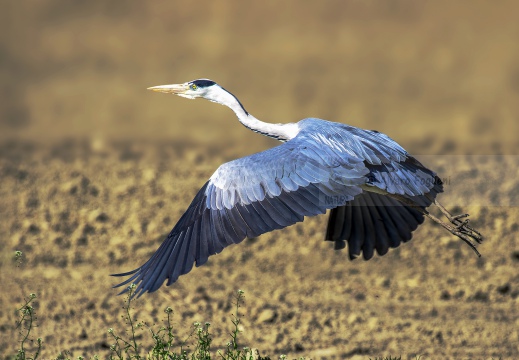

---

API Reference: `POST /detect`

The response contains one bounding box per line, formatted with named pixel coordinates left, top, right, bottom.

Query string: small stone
left=256, top=309, right=277, bottom=323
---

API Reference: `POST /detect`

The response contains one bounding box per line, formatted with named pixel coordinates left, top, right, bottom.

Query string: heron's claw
left=451, top=213, right=469, bottom=221
left=449, top=213, right=483, bottom=244
left=454, top=219, right=470, bottom=231
left=446, top=213, right=484, bottom=257
left=431, top=200, right=484, bottom=256
left=453, top=231, right=482, bottom=257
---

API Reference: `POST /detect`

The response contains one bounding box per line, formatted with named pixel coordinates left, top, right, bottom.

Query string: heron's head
left=148, top=78, right=247, bottom=114
left=147, top=79, right=219, bottom=100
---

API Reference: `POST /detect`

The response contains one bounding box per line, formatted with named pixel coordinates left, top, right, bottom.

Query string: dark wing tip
left=111, top=267, right=140, bottom=278
left=111, top=267, right=144, bottom=295
left=326, top=191, right=426, bottom=260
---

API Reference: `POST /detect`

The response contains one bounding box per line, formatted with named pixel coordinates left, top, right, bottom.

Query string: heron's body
left=114, top=79, right=482, bottom=297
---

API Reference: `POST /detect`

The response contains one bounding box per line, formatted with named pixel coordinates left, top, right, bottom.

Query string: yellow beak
left=147, top=83, right=189, bottom=94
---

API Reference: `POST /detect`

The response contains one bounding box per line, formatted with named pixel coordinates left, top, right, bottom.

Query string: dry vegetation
left=1, top=1, right=518, bottom=358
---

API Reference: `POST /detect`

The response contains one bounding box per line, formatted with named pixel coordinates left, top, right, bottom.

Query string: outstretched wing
left=113, top=118, right=443, bottom=297
left=112, top=130, right=369, bottom=297
left=323, top=126, right=444, bottom=260
left=303, top=120, right=444, bottom=260
left=302, top=120, right=440, bottom=198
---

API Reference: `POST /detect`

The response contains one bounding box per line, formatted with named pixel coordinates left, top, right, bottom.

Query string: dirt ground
left=1, top=1, right=518, bottom=359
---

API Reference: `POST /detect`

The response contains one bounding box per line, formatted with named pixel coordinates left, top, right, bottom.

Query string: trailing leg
left=390, top=194, right=483, bottom=257
left=432, top=199, right=483, bottom=243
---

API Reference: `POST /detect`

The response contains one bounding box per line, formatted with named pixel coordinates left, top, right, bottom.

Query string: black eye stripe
left=190, top=79, right=216, bottom=88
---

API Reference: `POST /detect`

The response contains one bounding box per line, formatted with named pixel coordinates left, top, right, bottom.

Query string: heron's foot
left=443, top=215, right=483, bottom=257
left=451, top=228, right=482, bottom=257
left=429, top=200, right=484, bottom=256
left=449, top=213, right=483, bottom=244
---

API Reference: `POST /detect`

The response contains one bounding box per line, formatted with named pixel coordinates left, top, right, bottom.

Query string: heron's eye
left=190, top=84, right=198, bottom=90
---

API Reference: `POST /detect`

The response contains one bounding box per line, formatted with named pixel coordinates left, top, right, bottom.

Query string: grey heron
left=113, top=79, right=483, bottom=297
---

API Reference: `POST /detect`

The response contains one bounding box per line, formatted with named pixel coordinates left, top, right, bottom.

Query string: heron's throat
left=238, top=114, right=300, bottom=142
left=214, top=88, right=299, bottom=142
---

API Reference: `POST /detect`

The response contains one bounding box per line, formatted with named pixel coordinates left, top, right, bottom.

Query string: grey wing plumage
left=322, top=122, right=444, bottom=259
left=112, top=128, right=369, bottom=297
left=113, top=118, right=444, bottom=296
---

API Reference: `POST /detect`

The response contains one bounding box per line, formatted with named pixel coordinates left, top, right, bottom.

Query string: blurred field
left=1, top=1, right=518, bottom=358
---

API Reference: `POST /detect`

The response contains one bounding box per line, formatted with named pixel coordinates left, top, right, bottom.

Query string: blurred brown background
left=1, top=1, right=518, bottom=358
left=2, top=0, right=518, bottom=152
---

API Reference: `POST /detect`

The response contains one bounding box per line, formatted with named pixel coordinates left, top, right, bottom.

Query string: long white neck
left=206, top=86, right=299, bottom=142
